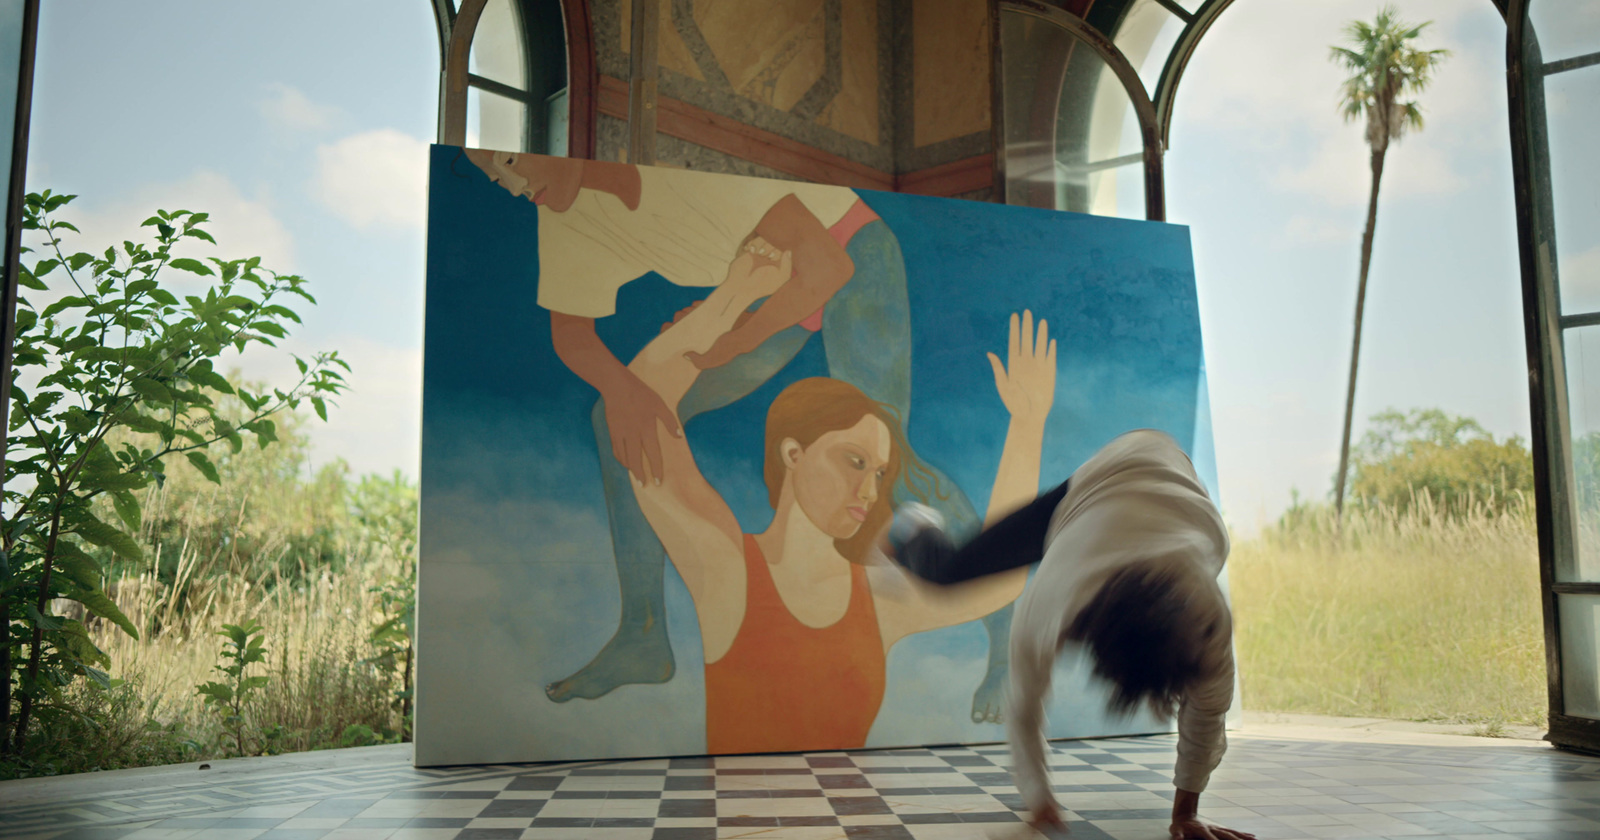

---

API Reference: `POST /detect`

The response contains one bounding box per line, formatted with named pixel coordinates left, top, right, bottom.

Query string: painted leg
left=543, top=400, right=677, bottom=703
left=974, top=607, right=1013, bottom=723
left=545, top=324, right=814, bottom=702
left=825, top=218, right=1016, bottom=724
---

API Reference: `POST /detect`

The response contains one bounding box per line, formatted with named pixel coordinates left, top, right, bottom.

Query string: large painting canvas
left=415, top=145, right=1222, bottom=766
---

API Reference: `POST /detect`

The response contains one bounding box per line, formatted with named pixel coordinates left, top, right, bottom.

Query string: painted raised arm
left=628, top=244, right=793, bottom=412
left=873, top=310, right=1057, bottom=647
left=983, top=309, right=1056, bottom=524
left=619, top=243, right=793, bottom=663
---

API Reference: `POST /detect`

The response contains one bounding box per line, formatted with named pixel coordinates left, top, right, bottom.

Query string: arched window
left=434, top=0, right=594, bottom=156
left=997, top=1, right=1164, bottom=220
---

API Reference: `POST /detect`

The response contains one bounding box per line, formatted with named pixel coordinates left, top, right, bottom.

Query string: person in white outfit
left=886, top=430, right=1252, bottom=840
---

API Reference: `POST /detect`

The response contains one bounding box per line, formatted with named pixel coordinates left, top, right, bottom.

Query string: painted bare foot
left=545, top=622, right=676, bottom=702
left=972, top=657, right=1008, bottom=724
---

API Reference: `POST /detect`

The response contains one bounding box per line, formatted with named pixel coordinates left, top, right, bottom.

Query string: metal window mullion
left=1056, top=151, right=1145, bottom=175
left=1152, top=0, right=1235, bottom=150
left=1544, top=50, right=1600, bottom=75
left=1507, top=0, right=1580, bottom=737
left=440, top=0, right=489, bottom=146
left=1150, top=0, right=1194, bottom=24
left=1560, top=312, right=1600, bottom=330
left=467, top=73, right=537, bottom=104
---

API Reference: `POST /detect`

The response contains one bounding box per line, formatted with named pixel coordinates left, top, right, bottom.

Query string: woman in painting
left=462, top=148, right=1017, bottom=723
left=624, top=239, right=1058, bottom=752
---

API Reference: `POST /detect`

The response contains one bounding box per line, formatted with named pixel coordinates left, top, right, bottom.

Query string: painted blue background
left=415, top=144, right=1217, bottom=765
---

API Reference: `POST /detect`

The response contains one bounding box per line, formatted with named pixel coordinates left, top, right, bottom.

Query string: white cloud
left=258, top=82, right=343, bottom=132
left=232, top=333, right=421, bottom=480
left=1178, top=0, right=1501, bottom=206
left=1284, top=213, right=1351, bottom=245
left=29, top=170, right=296, bottom=276
left=1274, top=131, right=1470, bottom=206
left=313, top=129, right=430, bottom=231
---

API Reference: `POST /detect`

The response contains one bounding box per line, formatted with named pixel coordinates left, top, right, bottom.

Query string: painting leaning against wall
left=415, top=144, right=1223, bottom=766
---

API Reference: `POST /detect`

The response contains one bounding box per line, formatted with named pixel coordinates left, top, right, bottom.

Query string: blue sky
left=28, top=0, right=1580, bottom=534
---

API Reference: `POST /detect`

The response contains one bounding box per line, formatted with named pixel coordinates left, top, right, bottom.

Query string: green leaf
left=168, top=257, right=213, bottom=276
left=249, top=418, right=277, bottom=448
left=72, top=586, right=139, bottom=639
left=311, top=397, right=327, bottom=422
left=122, top=412, right=173, bottom=436
left=50, top=541, right=104, bottom=589
left=186, top=366, right=233, bottom=394
left=55, top=617, right=112, bottom=669
left=80, top=455, right=154, bottom=493
left=17, top=268, right=47, bottom=290
left=196, top=681, right=233, bottom=704
left=129, top=376, right=174, bottom=404
left=186, top=451, right=221, bottom=485
left=112, top=490, right=142, bottom=532
left=68, top=512, right=143, bottom=560
left=23, top=603, right=63, bottom=631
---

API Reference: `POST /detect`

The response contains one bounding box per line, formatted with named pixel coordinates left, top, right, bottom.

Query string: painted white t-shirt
left=1007, top=430, right=1234, bottom=814
left=536, top=166, right=860, bottom=319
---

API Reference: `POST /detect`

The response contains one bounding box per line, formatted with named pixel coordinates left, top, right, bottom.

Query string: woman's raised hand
left=987, top=310, right=1057, bottom=425
left=723, top=236, right=793, bottom=300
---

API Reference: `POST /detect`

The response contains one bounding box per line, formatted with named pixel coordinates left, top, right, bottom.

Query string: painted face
left=463, top=148, right=585, bottom=211
left=784, top=414, right=893, bottom=540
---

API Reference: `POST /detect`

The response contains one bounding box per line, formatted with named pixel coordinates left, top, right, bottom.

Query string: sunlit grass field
left=90, top=557, right=400, bottom=755
left=1228, top=499, right=1545, bottom=728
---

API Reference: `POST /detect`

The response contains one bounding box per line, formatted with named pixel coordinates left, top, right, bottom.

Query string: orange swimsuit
left=704, top=535, right=887, bottom=754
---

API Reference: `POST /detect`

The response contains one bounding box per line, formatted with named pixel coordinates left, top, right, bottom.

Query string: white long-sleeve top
left=1006, top=429, right=1234, bottom=815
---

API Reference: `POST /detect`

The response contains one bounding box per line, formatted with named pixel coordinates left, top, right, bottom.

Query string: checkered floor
left=6, top=734, right=1600, bottom=839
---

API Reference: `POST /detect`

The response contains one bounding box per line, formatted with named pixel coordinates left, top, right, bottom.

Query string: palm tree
left=1329, top=6, right=1449, bottom=520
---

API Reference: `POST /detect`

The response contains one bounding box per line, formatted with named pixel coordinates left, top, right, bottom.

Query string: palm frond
left=1400, top=101, right=1425, bottom=133
left=1327, top=4, right=1449, bottom=144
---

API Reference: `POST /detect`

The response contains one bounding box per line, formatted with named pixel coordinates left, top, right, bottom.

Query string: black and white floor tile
left=5, top=734, right=1600, bottom=840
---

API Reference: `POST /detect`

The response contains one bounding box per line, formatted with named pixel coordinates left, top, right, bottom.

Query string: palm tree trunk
left=1334, top=144, right=1388, bottom=520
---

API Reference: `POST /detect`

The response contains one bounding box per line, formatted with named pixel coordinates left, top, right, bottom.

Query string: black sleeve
left=897, top=479, right=1070, bottom=585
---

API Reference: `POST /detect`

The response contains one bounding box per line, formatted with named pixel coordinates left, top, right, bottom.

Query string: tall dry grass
left=91, top=545, right=405, bottom=753
left=1229, top=495, right=1545, bottom=726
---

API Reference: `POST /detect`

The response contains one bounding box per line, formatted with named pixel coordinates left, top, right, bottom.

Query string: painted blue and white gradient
left=416, top=145, right=1223, bottom=765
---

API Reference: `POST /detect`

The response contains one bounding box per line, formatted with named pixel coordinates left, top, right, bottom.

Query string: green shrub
left=1347, top=408, right=1531, bottom=516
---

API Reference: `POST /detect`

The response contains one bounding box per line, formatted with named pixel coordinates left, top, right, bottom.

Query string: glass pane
left=1548, top=67, right=1600, bottom=315
left=466, top=85, right=527, bottom=152
left=1000, top=9, right=1146, bottom=217
left=1111, top=0, right=1185, bottom=98
left=546, top=88, right=570, bottom=157
left=0, top=0, right=23, bottom=281
left=1529, top=0, right=1600, bottom=66
left=1561, top=593, right=1600, bottom=717
left=469, top=0, right=527, bottom=90
left=1171, top=0, right=1203, bottom=13
left=1565, top=325, right=1600, bottom=581
left=1056, top=159, right=1143, bottom=220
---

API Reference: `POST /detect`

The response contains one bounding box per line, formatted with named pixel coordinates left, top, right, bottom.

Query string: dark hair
left=1064, top=559, right=1221, bottom=719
